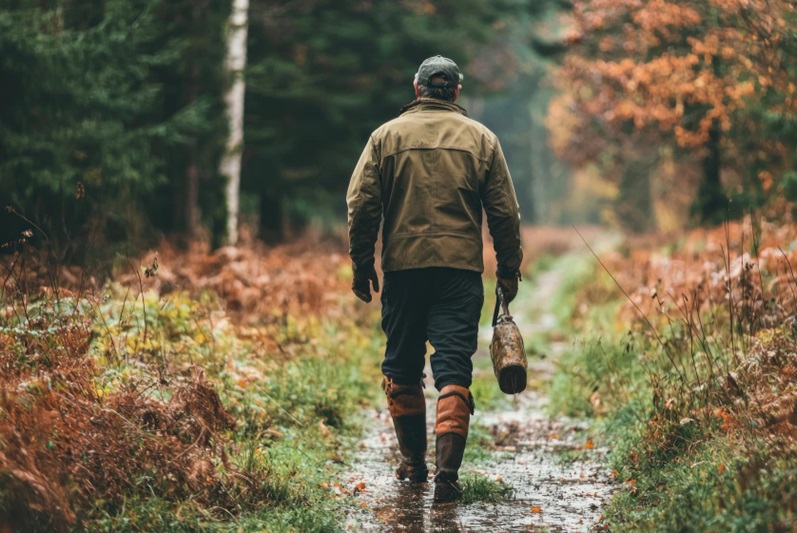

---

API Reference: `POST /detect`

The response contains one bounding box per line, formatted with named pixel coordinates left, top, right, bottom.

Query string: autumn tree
left=548, top=0, right=797, bottom=230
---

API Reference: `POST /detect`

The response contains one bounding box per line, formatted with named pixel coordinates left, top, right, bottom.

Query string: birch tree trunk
left=221, top=0, right=249, bottom=245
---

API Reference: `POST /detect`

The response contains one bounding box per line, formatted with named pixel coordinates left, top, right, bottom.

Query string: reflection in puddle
left=345, top=393, right=613, bottom=532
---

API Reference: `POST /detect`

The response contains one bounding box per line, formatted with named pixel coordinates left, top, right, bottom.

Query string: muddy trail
left=343, top=267, right=614, bottom=532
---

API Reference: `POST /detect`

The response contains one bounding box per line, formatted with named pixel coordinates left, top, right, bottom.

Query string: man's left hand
left=497, top=275, right=519, bottom=303
left=353, top=267, right=380, bottom=303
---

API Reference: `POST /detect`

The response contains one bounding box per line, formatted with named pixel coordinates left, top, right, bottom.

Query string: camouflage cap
left=414, top=55, right=463, bottom=88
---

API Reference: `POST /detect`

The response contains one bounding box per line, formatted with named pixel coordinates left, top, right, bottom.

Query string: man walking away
left=346, top=55, right=523, bottom=503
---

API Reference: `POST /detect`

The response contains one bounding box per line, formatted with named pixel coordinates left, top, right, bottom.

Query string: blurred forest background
left=1, top=0, right=796, bottom=259
left=2, top=2, right=797, bottom=530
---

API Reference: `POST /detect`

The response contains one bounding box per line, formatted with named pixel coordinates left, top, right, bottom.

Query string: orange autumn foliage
left=601, top=218, right=797, bottom=329
left=549, top=0, right=797, bottom=187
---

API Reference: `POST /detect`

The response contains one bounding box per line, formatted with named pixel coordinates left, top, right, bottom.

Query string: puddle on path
left=343, top=268, right=614, bottom=532
left=342, top=386, right=612, bottom=532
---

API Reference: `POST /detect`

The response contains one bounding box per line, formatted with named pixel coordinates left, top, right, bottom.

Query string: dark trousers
left=380, top=268, right=484, bottom=391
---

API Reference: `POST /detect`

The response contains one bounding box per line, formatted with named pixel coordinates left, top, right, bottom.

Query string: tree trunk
left=692, top=122, right=725, bottom=224
left=529, top=100, right=546, bottom=223
left=185, top=150, right=200, bottom=238
left=184, top=58, right=201, bottom=240
left=260, top=189, right=284, bottom=244
left=616, top=154, right=655, bottom=233
left=693, top=54, right=726, bottom=224
left=220, top=0, right=249, bottom=245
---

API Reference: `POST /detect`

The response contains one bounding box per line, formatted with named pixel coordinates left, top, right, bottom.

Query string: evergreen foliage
left=0, top=0, right=227, bottom=258
left=0, top=0, right=570, bottom=251
left=243, top=0, right=536, bottom=239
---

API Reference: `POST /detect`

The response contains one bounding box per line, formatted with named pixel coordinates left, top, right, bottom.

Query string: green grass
left=524, top=253, right=558, bottom=281
left=458, top=472, right=515, bottom=504
left=599, top=420, right=797, bottom=531
left=544, top=249, right=797, bottom=532
left=0, top=284, right=385, bottom=532
left=87, top=494, right=342, bottom=532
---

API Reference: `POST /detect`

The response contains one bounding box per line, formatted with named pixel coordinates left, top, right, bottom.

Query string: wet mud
left=344, top=269, right=614, bottom=532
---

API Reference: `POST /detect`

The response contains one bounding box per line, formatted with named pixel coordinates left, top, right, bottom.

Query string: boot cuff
left=383, top=376, right=426, bottom=417
left=435, top=385, right=473, bottom=438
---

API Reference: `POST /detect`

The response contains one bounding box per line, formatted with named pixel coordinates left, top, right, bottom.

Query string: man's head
left=413, top=55, right=463, bottom=102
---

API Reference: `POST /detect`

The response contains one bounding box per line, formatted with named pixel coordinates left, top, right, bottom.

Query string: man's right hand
left=353, top=267, right=380, bottom=303
left=497, top=275, right=519, bottom=304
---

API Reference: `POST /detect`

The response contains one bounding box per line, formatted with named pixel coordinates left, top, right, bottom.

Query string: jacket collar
left=399, top=98, right=468, bottom=117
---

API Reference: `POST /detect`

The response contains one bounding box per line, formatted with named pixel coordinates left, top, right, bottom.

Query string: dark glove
left=497, top=275, right=519, bottom=304
left=352, top=267, right=380, bottom=303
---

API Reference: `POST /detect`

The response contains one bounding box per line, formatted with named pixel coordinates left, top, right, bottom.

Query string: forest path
left=343, top=257, right=614, bottom=532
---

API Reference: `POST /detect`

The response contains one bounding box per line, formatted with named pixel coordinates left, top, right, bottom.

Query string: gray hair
left=417, top=76, right=458, bottom=101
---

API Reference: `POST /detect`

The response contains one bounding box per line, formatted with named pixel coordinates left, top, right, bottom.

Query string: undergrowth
left=0, top=244, right=383, bottom=532
left=548, top=219, right=797, bottom=531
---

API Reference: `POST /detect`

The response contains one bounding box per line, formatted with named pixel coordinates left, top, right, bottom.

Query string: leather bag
left=489, top=288, right=528, bottom=394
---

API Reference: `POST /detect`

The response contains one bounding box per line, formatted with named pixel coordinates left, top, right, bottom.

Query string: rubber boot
left=433, top=384, right=474, bottom=503
left=383, top=377, right=428, bottom=482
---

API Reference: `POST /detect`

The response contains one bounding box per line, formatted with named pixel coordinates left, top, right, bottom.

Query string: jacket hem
left=381, top=261, right=484, bottom=273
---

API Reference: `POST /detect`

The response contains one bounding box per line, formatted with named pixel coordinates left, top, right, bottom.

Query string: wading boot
left=433, top=384, right=474, bottom=503
left=383, top=377, right=428, bottom=482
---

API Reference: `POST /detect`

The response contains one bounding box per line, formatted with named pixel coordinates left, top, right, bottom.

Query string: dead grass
left=549, top=218, right=797, bottom=529
left=116, top=238, right=352, bottom=323
left=593, top=217, right=797, bottom=334
left=730, top=331, right=797, bottom=442
left=0, top=234, right=367, bottom=531
left=0, top=309, right=258, bottom=531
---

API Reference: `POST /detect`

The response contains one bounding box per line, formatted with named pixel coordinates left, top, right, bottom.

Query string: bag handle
left=491, top=286, right=512, bottom=327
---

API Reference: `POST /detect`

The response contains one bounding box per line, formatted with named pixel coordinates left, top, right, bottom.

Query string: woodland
left=1, top=0, right=797, bottom=531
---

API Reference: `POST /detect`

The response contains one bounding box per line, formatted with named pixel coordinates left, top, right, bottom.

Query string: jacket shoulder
left=372, top=111, right=498, bottom=144
left=460, top=116, right=499, bottom=145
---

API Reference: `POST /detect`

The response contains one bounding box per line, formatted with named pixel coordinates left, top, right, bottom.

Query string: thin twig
left=572, top=225, right=689, bottom=385
left=125, top=257, right=148, bottom=349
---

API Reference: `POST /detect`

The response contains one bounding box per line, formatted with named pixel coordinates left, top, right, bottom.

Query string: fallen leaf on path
left=331, top=482, right=350, bottom=495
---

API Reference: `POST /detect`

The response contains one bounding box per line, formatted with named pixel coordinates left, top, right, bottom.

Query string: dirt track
left=344, top=266, right=614, bottom=532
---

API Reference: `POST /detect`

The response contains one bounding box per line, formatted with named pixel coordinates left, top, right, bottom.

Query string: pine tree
left=243, top=0, right=535, bottom=241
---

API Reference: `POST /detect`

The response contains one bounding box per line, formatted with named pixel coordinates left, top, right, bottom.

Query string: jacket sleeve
left=346, top=135, right=382, bottom=275
left=482, top=138, right=523, bottom=278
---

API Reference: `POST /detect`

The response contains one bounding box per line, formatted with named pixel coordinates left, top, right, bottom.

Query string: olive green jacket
left=346, top=98, right=523, bottom=277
